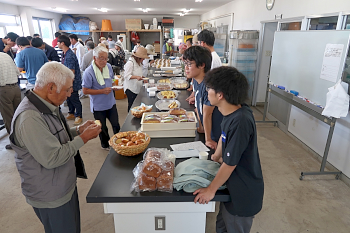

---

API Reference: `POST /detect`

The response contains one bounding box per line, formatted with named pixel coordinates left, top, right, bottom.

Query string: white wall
left=0, top=2, right=61, bottom=36
left=202, top=0, right=350, bottom=30
left=80, top=14, right=200, bottom=30
left=201, top=0, right=350, bottom=178
left=0, top=2, right=19, bottom=15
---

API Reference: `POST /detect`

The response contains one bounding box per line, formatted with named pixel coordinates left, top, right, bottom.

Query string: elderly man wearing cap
left=124, top=47, right=149, bottom=111
left=162, top=38, right=175, bottom=56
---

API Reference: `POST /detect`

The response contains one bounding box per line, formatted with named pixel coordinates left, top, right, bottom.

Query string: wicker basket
left=131, top=106, right=152, bottom=118
left=109, top=131, right=151, bottom=156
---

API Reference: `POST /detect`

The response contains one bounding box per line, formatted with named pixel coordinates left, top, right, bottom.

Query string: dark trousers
left=67, top=91, right=82, bottom=118
left=0, top=85, right=21, bottom=134
left=216, top=202, right=254, bottom=233
left=125, top=89, right=138, bottom=112
left=93, top=104, right=120, bottom=148
left=33, top=187, right=80, bottom=233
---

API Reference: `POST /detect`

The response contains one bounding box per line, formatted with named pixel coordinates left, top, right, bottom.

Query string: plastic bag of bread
left=131, top=148, right=175, bottom=193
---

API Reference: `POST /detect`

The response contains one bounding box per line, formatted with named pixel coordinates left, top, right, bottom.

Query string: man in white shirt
left=0, top=52, right=21, bottom=149
left=197, top=29, right=222, bottom=69
left=69, top=34, right=85, bottom=68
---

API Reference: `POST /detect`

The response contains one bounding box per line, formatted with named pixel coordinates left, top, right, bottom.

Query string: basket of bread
left=109, top=131, right=151, bottom=156
left=131, top=148, right=175, bottom=193
left=130, top=103, right=153, bottom=118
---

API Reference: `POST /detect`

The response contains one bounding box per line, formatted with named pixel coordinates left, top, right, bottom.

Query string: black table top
left=86, top=85, right=230, bottom=203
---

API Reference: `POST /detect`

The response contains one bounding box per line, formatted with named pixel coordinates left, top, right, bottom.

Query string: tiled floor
left=1, top=96, right=350, bottom=233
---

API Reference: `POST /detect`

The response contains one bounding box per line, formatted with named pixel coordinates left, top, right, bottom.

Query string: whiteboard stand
left=256, top=76, right=278, bottom=126
left=266, top=85, right=342, bottom=180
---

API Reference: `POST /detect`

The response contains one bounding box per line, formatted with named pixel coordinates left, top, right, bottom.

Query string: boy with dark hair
left=14, top=37, right=48, bottom=90
left=197, top=29, right=222, bottom=69
left=186, top=37, right=193, bottom=48
left=58, top=35, right=83, bottom=125
left=194, top=66, right=264, bottom=233
left=183, top=46, right=223, bottom=149
left=33, top=33, right=40, bottom=38
left=32, top=37, right=60, bottom=62
left=69, top=34, right=85, bottom=67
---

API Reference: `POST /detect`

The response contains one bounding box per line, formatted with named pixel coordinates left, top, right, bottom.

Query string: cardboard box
left=153, top=43, right=160, bottom=53
left=125, top=19, right=143, bottom=30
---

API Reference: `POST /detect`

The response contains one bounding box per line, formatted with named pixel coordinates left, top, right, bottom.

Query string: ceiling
left=2, top=0, right=233, bottom=15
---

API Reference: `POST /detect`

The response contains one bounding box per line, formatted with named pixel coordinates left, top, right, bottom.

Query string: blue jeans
left=67, top=91, right=82, bottom=118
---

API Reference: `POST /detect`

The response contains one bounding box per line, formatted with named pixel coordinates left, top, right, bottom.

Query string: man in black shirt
left=31, top=37, right=60, bottom=62
left=0, top=32, right=19, bottom=59
left=194, top=66, right=264, bottom=233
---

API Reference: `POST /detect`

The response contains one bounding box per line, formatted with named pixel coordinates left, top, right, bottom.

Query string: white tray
left=155, top=100, right=181, bottom=111
left=141, top=128, right=195, bottom=138
left=156, top=90, right=178, bottom=100
left=141, top=111, right=197, bottom=131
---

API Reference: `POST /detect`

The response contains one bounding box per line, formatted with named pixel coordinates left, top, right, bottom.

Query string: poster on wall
left=320, top=44, right=344, bottom=83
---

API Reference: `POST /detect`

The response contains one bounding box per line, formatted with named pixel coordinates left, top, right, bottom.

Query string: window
left=345, top=15, right=350, bottom=29
left=5, top=26, right=23, bottom=36
left=309, top=16, right=338, bottom=30
left=280, top=22, right=301, bottom=31
left=0, top=14, right=17, bottom=24
left=32, top=17, right=53, bottom=44
left=0, top=27, right=5, bottom=38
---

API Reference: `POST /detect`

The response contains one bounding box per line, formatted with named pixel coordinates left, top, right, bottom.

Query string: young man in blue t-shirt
left=194, top=67, right=264, bottom=233
left=183, top=46, right=223, bottom=149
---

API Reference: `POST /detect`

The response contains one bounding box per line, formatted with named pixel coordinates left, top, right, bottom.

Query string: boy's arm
left=203, top=105, right=216, bottom=149
left=193, top=162, right=236, bottom=204
left=211, top=136, right=223, bottom=163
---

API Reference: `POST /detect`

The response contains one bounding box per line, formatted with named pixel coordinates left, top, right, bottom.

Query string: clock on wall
left=266, top=0, right=275, bottom=10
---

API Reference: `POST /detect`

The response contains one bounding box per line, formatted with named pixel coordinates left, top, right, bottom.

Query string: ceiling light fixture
left=195, top=0, right=203, bottom=2
left=183, top=9, right=190, bottom=13
left=134, top=0, right=140, bottom=1
left=180, top=13, right=185, bottom=16
left=96, top=8, right=108, bottom=12
left=51, top=7, right=67, bottom=12
left=142, top=8, right=148, bottom=13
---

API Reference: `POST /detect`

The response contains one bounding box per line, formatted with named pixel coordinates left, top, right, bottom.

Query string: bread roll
left=142, top=161, right=162, bottom=178
left=138, top=173, right=157, bottom=191
left=156, top=171, right=173, bottom=191
left=95, top=120, right=101, bottom=126
left=169, top=108, right=186, bottom=116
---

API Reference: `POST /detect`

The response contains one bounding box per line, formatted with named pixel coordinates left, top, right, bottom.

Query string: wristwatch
left=76, top=125, right=81, bottom=135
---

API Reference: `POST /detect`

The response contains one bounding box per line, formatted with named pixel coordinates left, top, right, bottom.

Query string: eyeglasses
left=183, top=61, right=195, bottom=67
left=97, top=56, right=109, bottom=61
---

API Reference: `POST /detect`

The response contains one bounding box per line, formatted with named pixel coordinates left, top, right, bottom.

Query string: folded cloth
left=173, top=158, right=226, bottom=193
left=92, top=60, right=110, bottom=86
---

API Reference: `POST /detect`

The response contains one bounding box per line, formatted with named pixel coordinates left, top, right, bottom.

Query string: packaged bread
left=168, top=108, right=186, bottom=116
left=131, top=148, right=175, bottom=193
left=138, top=173, right=157, bottom=191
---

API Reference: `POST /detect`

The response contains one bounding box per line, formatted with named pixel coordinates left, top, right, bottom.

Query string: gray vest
left=10, top=91, right=86, bottom=202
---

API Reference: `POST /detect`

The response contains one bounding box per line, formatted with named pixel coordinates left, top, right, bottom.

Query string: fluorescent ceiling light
left=134, top=0, right=140, bottom=1
left=183, top=9, right=190, bottom=13
left=195, top=0, right=203, bottom=2
left=51, top=7, right=67, bottom=12
left=180, top=13, right=185, bottom=16
left=96, top=8, right=108, bottom=12
left=142, top=8, right=148, bottom=13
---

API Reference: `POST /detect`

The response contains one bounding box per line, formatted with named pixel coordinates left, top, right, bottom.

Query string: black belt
left=5, top=83, right=18, bottom=86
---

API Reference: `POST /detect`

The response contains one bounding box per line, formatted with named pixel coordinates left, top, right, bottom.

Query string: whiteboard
left=269, top=31, right=350, bottom=107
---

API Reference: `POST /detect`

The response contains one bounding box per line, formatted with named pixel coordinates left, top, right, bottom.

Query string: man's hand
left=187, top=96, right=195, bottom=105
left=206, top=139, right=217, bottom=150
left=193, top=187, right=215, bottom=204
left=78, top=120, right=95, bottom=133
left=4, top=44, right=12, bottom=53
left=101, top=87, right=112, bottom=95
left=79, top=124, right=101, bottom=143
left=136, top=76, right=143, bottom=81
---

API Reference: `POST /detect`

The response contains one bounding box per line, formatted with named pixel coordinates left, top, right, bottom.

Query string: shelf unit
left=229, top=30, right=259, bottom=102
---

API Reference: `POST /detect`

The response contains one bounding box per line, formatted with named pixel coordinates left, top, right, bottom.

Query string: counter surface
left=86, top=85, right=230, bottom=203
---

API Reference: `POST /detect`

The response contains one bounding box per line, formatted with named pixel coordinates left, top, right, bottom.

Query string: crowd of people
left=0, top=29, right=263, bottom=233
